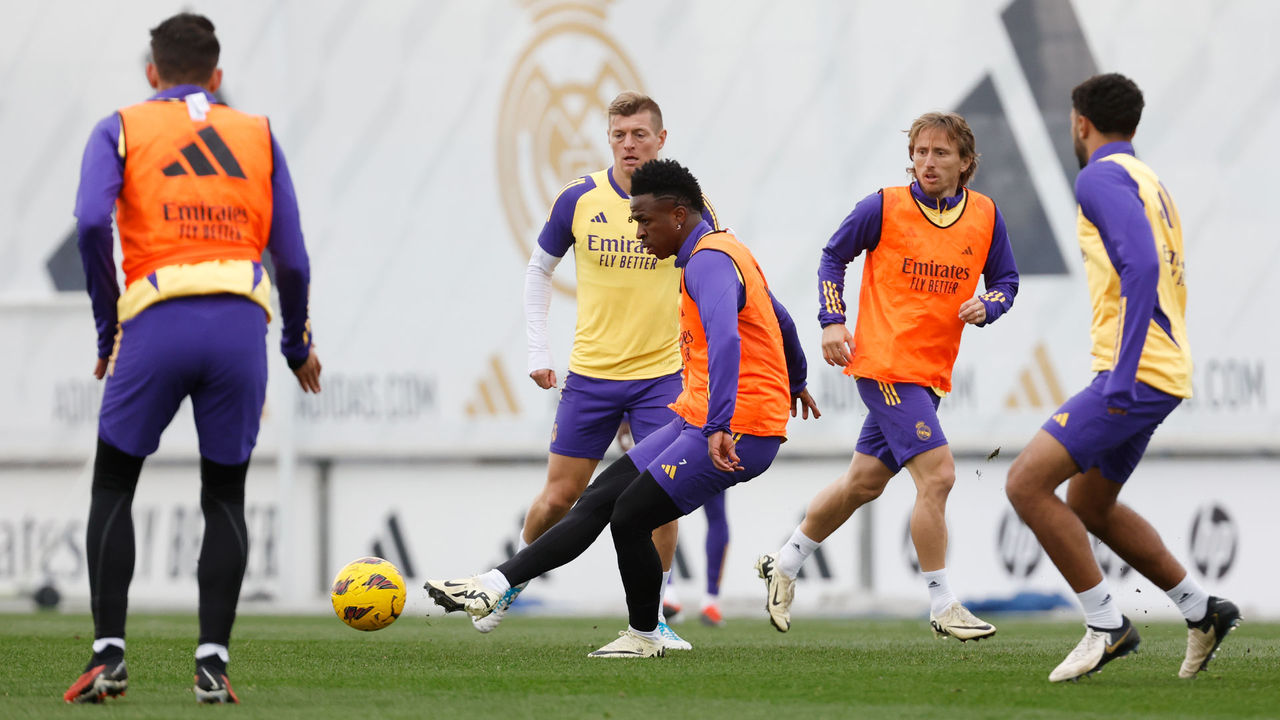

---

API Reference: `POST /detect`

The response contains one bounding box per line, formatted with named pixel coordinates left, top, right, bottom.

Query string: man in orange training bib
left=757, top=112, right=1019, bottom=640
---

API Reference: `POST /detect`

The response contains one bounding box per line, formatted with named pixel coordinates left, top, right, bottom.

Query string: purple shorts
left=626, top=418, right=781, bottom=514
left=99, top=295, right=268, bottom=465
left=854, top=378, right=948, bottom=474
left=549, top=371, right=682, bottom=459
left=1043, top=371, right=1182, bottom=483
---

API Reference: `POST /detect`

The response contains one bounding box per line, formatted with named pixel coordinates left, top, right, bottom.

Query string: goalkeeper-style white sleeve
left=524, top=247, right=563, bottom=374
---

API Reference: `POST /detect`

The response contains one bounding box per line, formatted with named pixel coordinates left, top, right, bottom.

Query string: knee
left=1065, top=487, right=1106, bottom=533
left=1005, top=456, right=1038, bottom=512
left=915, top=468, right=955, bottom=503
left=840, top=469, right=888, bottom=505
left=609, top=503, right=651, bottom=544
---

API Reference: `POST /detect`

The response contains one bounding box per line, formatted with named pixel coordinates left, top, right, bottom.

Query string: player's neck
left=615, top=168, right=633, bottom=196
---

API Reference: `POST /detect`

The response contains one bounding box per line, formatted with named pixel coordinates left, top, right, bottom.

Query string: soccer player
left=62, top=13, right=320, bottom=704
left=756, top=111, right=1019, bottom=640
left=491, top=92, right=719, bottom=649
left=1006, top=73, right=1240, bottom=683
left=427, top=159, right=818, bottom=658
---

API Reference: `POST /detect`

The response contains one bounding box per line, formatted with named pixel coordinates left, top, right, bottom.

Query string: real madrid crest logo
left=915, top=421, right=932, bottom=441
left=497, top=0, right=645, bottom=295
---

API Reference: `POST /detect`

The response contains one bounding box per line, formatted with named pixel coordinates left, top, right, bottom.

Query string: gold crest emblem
left=915, top=421, right=932, bottom=441
left=496, top=0, right=645, bottom=295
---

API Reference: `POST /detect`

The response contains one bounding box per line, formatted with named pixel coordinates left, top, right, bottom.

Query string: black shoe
left=64, top=650, right=128, bottom=703
left=194, top=657, right=240, bottom=704
left=1179, top=596, right=1242, bottom=678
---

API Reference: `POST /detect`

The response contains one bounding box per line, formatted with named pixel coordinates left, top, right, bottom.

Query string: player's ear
left=207, top=68, right=223, bottom=94
left=145, top=62, right=160, bottom=89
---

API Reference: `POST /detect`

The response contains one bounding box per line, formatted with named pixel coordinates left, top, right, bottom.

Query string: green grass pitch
left=3, top=612, right=1276, bottom=719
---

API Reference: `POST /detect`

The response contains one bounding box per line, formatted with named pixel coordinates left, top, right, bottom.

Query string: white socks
left=93, top=638, right=125, bottom=655
left=630, top=625, right=661, bottom=642
left=1166, top=574, right=1209, bottom=623
left=1078, top=580, right=1123, bottom=629
left=195, top=643, right=229, bottom=663
left=478, top=569, right=511, bottom=595
left=922, top=568, right=958, bottom=617
left=778, top=528, right=820, bottom=579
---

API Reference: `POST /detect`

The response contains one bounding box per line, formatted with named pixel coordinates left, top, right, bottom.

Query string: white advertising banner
left=2, top=458, right=1269, bottom=619
left=0, top=462, right=318, bottom=610
left=0, top=0, right=1276, bottom=461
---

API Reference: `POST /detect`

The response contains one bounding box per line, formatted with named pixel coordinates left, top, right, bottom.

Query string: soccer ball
left=330, top=557, right=406, bottom=631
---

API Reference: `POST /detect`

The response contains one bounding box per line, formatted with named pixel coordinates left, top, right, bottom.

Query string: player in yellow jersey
left=477, top=93, right=716, bottom=648
left=1007, top=73, right=1240, bottom=682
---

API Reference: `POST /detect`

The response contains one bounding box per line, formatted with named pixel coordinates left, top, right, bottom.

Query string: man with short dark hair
left=1007, top=72, right=1240, bottom=683
left=427, top=159, right=818, bottom=658
left=494, top=92, right=719, bottom=648
left=63, top=12, right=320, bottom=704
left=756, top=111, right=1019, bottom=641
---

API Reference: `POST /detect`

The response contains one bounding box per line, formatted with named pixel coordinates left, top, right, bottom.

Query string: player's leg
left=1060, top=385, right=1240, bottom=678
left=1008, top=373, right=1150, bottom=681
left=758, top=432, right=894, bottom=632
left=522, top=373, right=622, bottom=543
left=67, top=302, right=192, bottom=703
left=700, top=491, right=728, bottom=627
left=595, top=426, right=780, bottom=658
left=425, top=420, right=683, bottom=617
left=623, top=371, right=687, bottom=645
left=189, top=296, right=266, bottom=704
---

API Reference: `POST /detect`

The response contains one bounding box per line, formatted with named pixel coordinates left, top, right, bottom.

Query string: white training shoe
left=471, top=582, right=528, bottom=634
left=929, top=602, right=997, bottom=642
left=424, top=577, right=499, bottom=619
left=587, top=629, right=665, bottom=659
left=755, top=553, right=795, bottom=633
left=657, top=621, right=692, bottom=650
left=1048, top=617, right=1140, bottom=682
left=1179, top=596, right=1241, bottom=679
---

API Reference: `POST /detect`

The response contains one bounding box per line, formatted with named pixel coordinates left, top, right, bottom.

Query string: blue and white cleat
left=657, top=621, right=692, bottom=650
left=471, top=581, right=528, bottom=633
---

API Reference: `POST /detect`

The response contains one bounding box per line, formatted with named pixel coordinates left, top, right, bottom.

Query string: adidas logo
left=464, top=354, right=520, bottom=417
left=1004, top=342, right=1066, bottom=410
left=1101, top=593, right=1112, bottom=606
left=1052, top=412, right=1069, bottom=427
left=962, top=246, right=974, bottom=256
left=370, top=513, right=417, bottom=578
left=660, top=464, right=677, bottom=479
left=1179, top=592, right=1191, bottom=603
left=589, top=211, right=608, bottom=223
left=161, top=126, right=246, bottom=178
left=928, top=580, right=940, bottom=588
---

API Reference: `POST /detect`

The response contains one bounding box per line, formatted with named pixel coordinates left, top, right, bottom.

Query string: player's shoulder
left=550, top=172, right=601, bottom=209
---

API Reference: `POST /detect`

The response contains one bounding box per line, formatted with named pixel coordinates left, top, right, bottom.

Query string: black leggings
left=498, top=455, right=682, bottom=631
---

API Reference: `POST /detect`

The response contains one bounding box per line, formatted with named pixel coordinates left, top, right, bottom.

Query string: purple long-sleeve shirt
left=816, top=182, right=1019, bottom=327
left=75, top=85, right=313, bottom=367
left=676, top=221, right=808, bottom=436
left=1076, top=141, right=1161, bottom=409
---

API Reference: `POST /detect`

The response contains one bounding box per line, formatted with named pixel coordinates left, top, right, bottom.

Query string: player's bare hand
left=93, top=357, right=109, bottom=380
left=821, top=323, right=854, bottom=367
left=958, top=298, right=987, bottom=325
left=708, top=431, right=743, bottom=472
left=292, top=349, right=322, bottom=393
left=791, top=388, right=821, bottom=419
left=530, top=368, right=558, bottom=389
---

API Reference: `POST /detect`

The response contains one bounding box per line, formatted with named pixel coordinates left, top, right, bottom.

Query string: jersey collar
left=1090, top=140, right=1135, bottom=164
left=674, top=220, right=714, bottom=268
